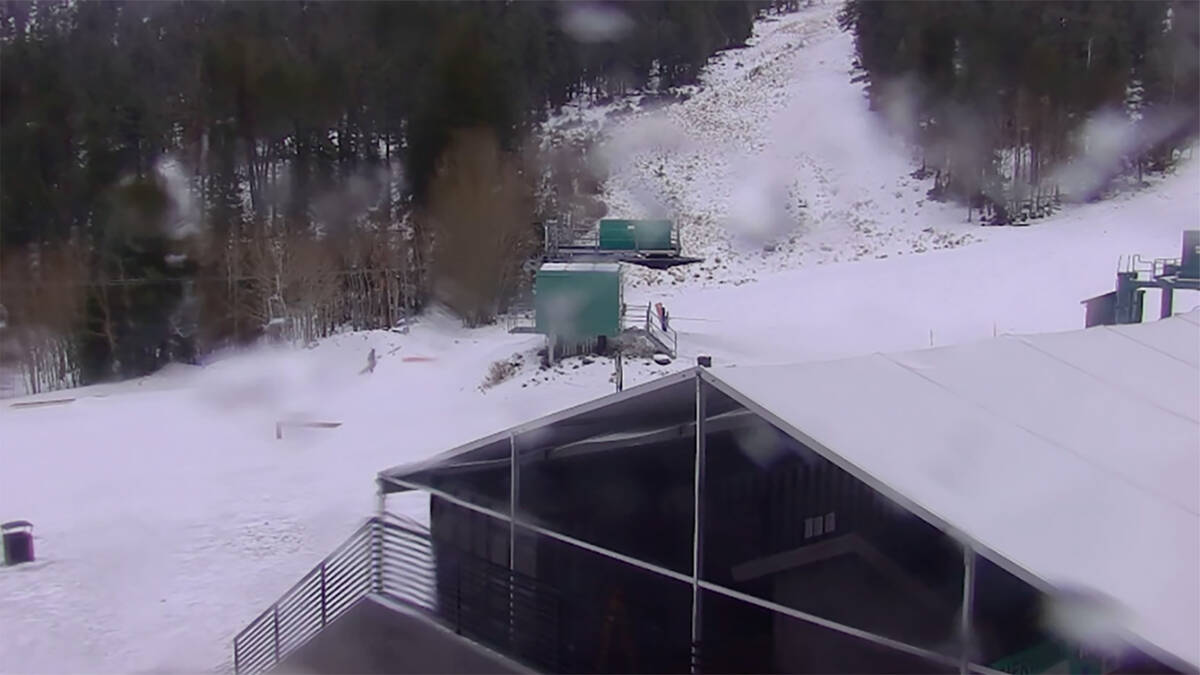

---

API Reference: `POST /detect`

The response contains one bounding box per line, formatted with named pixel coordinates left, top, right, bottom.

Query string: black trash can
left=2, top=521, right=34, bottom=565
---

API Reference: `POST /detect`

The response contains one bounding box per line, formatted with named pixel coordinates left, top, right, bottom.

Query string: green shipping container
left=599, top=219, right=674, bottom=251
left=534, top=262, right=622, bottom=339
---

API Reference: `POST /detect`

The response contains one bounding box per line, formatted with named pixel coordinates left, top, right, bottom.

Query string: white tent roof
left=708, top=310, right=1200, bottom=670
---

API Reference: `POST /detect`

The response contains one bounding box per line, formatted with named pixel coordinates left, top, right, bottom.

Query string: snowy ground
left=1, top=3, right=1198, bottom=673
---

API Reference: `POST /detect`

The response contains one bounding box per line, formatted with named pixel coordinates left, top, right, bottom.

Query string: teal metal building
left=598, top=219, right=676, bottom=252
left=533, top=262, right=622, bottom=355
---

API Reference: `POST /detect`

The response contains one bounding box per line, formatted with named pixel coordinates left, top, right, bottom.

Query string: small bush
left=482, top=355, right=522, bottom=389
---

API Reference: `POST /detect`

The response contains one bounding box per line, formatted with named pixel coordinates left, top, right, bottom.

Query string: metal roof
left=707, top=311, right=1199, bottom=671
left=380, top=311, right=1200, bottom=670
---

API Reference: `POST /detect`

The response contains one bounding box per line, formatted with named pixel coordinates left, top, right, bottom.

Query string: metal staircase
left=231, top=515, right=561, bottom=674
left=232, top=516, right=436, bottom=673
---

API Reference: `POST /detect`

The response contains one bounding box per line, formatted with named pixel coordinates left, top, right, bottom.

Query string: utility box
left=534, top=263, right=622, bottom=348
left=599, top=219, right=675, bottom=252
left=2, top=521, right=34, bottom=566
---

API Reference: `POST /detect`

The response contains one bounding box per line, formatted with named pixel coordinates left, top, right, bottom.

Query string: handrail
left=231, top=512, right=564, bottom=674
left=232, top=516, right=435, bottom=674
left=1125, top=253, right=1184, bottom=278
left=648, top=321, right=678, bottom=358
left=644, top=301, right=679, bottom=358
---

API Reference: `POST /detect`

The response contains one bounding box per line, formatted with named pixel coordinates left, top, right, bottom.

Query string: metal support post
left=1115, top=272, right=1142, bottom=324
left=1161, top=283, right=1175, bottom=319
left=690, top=372, right=707, bottom=673
left=509, top=433, right=519, bottom=652
left=373, top=478, right=385, bottom=594
left=320, top=562, right=328, bottom=627
left=615, top=352, right=624, bottom=392
left=509, top=432, right=519, bottom=569
left=960, top=546, right=976, bottom=674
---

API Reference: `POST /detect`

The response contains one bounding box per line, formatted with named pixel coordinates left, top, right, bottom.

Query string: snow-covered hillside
left=1, top=3, right=1197, bottom=673
left=597, top=2, right=976, bottom=290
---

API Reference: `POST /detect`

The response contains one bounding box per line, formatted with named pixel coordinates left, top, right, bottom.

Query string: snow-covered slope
left=1, top=3, right=1197, bottom=673
left=0, top=315, right=676, bottom=673
left=598, top=3, right=976, bottom=290
left=630, top=157, right=1200, bottom=367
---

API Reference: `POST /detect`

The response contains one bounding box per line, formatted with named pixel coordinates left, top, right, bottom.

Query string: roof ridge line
left=1101, top=325, right=1199, bottom=368
left=877, top=351, right=1199, bottom=519
left=1013, top=334, right=1200, bottom=425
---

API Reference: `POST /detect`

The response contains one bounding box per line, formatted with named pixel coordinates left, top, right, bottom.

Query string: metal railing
left=621, top=303, right=648, bottom=329
left=232, top=516, right=434, bottom=674
left=231, top=515, right=563, bottom=674
left=648, top=320, right=678, bottom=358
left=505, top=306, right=537, bottom=334
left=544, top=217, right=683, bottom=261
left=432, top=545, right=563, bottom=672
left=643, top=302, right=679, bottom=358
left=377, top=517, right=438, bottom=610
left=1122, top=253, right=1184, bottom=279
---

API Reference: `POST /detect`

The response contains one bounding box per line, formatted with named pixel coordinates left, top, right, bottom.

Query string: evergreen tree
left=0, top=0, right=773, bottom=384
left=840, top=0, right=1197, bottom=213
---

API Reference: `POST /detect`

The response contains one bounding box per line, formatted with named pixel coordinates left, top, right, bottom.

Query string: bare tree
left=425, top=128, right=536, bottom=327
left=0, top=242, right=86, bottom=395
left=283, top=233, right=340, bottom=345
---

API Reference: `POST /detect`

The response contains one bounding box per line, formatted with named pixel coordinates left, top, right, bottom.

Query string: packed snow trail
left=628, top=158, right=1200, bottom=366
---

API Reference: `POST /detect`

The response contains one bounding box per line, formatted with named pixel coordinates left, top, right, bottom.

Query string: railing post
left=320, top=562, right=328, bottom=627
left=509, top=433, right=519, bottom=652
left=455, top=561, right=463, bottom=635
left=371, top=518, right=383, bottom=595
left=960, top=545, right=976, bottom=674
left=232, top=635, right=240, bottom=675
left=272, top=605, right=280, bottom=665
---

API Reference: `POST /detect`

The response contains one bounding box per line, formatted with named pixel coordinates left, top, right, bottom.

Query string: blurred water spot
left=1041, top=586, right=1131, bottom=658
left=560, top=3, right=633, bottom=44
